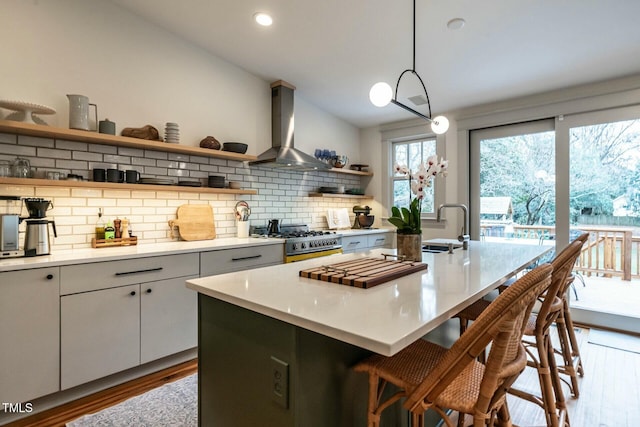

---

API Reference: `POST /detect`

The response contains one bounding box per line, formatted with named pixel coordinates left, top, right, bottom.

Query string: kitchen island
left=186, top=241, right=550, bottom=426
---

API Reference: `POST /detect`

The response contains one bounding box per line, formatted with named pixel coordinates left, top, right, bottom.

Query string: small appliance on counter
left=0, top=196, right=23, bottom=258
left=22, top=197, right=57, bottom=256
left=352, top=205, right=374, bottom=229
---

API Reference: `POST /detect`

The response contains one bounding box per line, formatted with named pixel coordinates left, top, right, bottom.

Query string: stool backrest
left=404, top=263, right=553, bottom=416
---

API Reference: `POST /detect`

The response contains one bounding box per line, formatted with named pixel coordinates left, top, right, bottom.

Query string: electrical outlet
left=270, top=356, right=289, bottom=408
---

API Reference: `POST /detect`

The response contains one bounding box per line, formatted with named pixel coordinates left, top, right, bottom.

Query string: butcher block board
left=299, top=257, right=428, bottom=289
left=168, top=204, right=216, bottom=241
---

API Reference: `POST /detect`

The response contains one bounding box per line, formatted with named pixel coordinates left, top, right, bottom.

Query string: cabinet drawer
left=341, top=236, right=367, bottom=253
left=368, top=233, right=392, bottom=248
left=61, top=253, right=199, bottom=295
left=200, top=243, right=282, bottom=276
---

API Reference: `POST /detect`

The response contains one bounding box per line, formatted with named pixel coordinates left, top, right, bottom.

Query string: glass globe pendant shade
left=369, top=82, right=393, bottom=107
left=430, top=115, right=449, bottom=134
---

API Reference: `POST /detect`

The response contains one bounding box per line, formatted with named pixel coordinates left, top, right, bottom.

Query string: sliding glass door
left=471, top=108, right=640, bottom=333
left=556, top=107, right=640, bottom=332
left=469, top=120, right=556, bottom=242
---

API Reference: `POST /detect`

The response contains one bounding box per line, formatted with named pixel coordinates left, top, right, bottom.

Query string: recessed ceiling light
left=254, top=12, right=273, bottom=27
left=447, top=18, right=465, bottom=30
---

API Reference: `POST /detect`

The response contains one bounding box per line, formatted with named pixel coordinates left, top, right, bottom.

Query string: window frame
left=381, top=123, right=447, bottom=220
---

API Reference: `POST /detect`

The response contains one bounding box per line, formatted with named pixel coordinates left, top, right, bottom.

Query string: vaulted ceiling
left=110, top=0, right=640, bottom=128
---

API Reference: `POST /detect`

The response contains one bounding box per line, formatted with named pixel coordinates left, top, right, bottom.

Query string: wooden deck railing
left=481, top=223, right=638, bottom=281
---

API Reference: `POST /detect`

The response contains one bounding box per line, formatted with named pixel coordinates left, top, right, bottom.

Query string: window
left=392, top=138, right=438, bottom=214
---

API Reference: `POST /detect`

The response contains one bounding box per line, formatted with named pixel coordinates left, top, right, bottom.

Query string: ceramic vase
left=397, top=233, right=422, bottom=262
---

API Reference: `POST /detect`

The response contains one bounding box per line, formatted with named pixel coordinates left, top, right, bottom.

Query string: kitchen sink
left=422, top=241, right=463, bottom=253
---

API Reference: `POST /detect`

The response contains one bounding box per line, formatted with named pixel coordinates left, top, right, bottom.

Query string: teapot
left=267, top=219, right=281, bottom=235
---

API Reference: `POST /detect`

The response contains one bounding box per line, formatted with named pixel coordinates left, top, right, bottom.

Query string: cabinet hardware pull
left=130, top=291, right=136, bottom=296
left=349, top=241, right=361, bottom=246
left=46, top=274, right=54, bottom=280
left=146, top=288, right=152, bottom=294
left=231, top=254, right=262, bottom=261
left=115, top=267, right=163, bottom=276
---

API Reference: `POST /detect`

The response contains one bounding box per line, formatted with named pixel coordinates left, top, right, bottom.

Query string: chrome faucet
left=437, top=203, right=470, bottom=250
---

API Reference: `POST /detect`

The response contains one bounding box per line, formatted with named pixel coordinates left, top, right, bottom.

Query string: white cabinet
left=140, top=275, right=198, bottom=364
left=0, top=267, right=59, bottom=403
left=342, top=232, right=394, bottom=253
left=61, top=284, right=140, bottom=389
left=200, top=243, right=283, bottom=276
left=60, top=253, right=199, bottom=389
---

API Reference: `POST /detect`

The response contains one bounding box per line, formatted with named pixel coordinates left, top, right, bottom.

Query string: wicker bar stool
left=353, top=263, right=553, bottom=427
left=455, top=240, right=583, bottom=427
left=553, top=232, right=589, bottom=398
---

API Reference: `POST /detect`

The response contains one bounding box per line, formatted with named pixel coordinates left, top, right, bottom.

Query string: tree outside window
left=392, top=139, right=437, bottom=214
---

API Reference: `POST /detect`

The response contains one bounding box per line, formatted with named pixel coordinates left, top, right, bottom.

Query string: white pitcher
left=67, top=94, right=98, bottom=131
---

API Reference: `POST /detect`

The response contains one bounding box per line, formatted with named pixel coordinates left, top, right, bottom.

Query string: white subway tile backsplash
left=103, top=189, right=132, bottom=199
left=103, top=154, right=131, bottom=164
left=19, top=135, right=53, bottom=147
left=56, top=140, right=88, bottom=151
left=132, top=157, right=156, bottom=166
left=144, top=150, right=168, bottom=160
left=56, top=159, right=89, bottom=170
left=131, top=190, right=157, bottom=199
left=35, top=187, right=71, bottom=197
left=87, top=198, right=116, bottom=207
left=71, top=188, right=103, bottom=198
left=37, top=147, right=71, bottom=159
left=0, top=143, right=37, bottom=156
left=73, top=151, right=103, bottom=162
left=0, top=133, right=17, bottom=144
left=118, top=147, right=145, bottom=157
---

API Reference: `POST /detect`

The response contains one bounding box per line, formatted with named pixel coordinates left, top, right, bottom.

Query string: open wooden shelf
left=0, top=177, right=258, bottom=195
left=328, top=167, right=373, bottom=176
left=308, top=192, right=372, bottom=199
left=0, top=120, right=257, bottom=162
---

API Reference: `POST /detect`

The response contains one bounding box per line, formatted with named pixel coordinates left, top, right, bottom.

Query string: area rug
left=588, top=329, right=640, bottom=354
left=66, top=374, right=197, bottom=427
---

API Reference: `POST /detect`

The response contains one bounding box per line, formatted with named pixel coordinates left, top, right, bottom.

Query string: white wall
left=0, top=0, right=359, bottom=156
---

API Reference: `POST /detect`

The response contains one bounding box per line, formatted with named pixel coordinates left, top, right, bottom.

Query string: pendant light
left=369, top=0, right=449, bottom=134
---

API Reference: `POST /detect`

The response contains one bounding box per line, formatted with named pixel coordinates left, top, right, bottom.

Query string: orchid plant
left=388, top=155, right=448, bottom=234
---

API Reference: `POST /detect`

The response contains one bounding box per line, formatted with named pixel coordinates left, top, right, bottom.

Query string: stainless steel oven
left=250, top=224, right=342, bottom=263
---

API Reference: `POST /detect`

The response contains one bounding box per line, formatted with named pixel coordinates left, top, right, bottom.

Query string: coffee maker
left=23, top=198, right=57, bottom=256
left=0, top=196, right=23, bottom=258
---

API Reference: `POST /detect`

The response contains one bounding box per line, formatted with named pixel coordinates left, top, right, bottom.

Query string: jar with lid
left=0, top=160, right=11, bottom=177
left=12, top=158, right=31, bottom=178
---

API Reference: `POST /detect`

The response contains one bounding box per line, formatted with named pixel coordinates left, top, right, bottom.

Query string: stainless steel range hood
left=250, top=80, right=331, bottom=171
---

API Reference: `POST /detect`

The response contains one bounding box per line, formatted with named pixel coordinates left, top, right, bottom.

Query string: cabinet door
left=0, top=267, right=59, bottom=403
left=61, top=284, right=140, bottom=389
left=140, top=276, right=198, bottom=364
left=341, top=235, right=367, bottom=253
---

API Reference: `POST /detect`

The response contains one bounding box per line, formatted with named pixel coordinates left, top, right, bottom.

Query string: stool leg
left=537, top=333, right=561, bottom=427
left=562, top=298, right=584, bottom=376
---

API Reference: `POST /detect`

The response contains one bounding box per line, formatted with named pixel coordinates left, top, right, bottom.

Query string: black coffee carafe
left=267, top=219, right=281, bottom=235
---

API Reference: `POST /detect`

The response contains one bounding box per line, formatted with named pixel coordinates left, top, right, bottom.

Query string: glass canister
left=0, top=160, right=10, bottom=177
left=0, top=195, right=22, bottom=215
left=12, top=158, right=31, bottom=178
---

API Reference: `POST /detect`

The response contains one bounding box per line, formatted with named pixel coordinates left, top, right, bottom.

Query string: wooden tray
left=299, top=256, right=428, bottom=289
left=91, top=236, right=138, bottom=248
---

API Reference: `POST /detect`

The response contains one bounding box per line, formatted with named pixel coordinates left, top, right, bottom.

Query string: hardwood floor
left=5, top=360, right=197, bottom=427
left=507, top=326, right=640, bottom=427
left=6, top=327, right=640, bottom=426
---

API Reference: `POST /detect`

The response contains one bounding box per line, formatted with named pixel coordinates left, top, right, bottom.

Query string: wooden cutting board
left=299, top=257, right=428, bottom=289
left=168, top=204, right=216, bottom=241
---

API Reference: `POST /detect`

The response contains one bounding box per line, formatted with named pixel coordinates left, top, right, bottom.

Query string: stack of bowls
left=208, top=175, right=225, bottom=188
left=164, top=122, right=180, bottom=143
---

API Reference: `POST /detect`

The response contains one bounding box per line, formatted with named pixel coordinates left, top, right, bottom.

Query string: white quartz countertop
left=187, top=241, right=551, bottom=356
left=334, top=227, right=395, bottom=235
left=0, top=237, right=284, bottom=272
